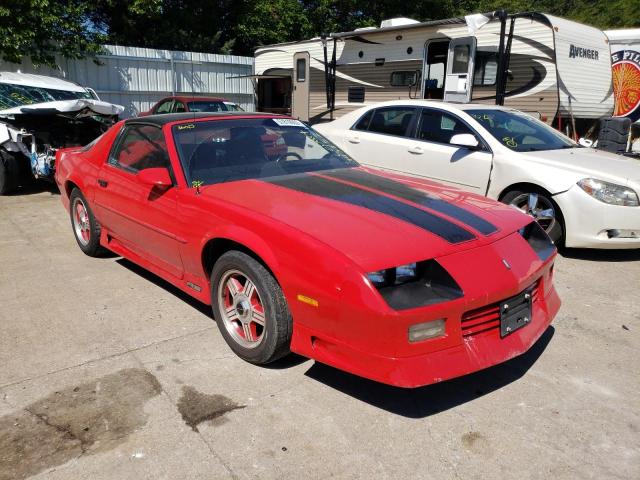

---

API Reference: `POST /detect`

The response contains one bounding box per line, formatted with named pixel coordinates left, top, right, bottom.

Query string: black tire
left=211, top=251, right=292, bottom=364
left=501, top=189, right=564, bottom=245
left=0, top=149, right=20, bottom=195
left=69, top=188, right=104, bottom=257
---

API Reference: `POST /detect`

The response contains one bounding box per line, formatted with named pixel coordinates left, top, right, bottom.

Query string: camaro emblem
left=502, top=259, right=512, bottom=270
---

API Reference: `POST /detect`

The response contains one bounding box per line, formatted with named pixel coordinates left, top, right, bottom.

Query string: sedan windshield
left=0, top=82, right=92, bottom=109
left=172, top=118, right=358, bottom=185
left=464, top=108, right=577, bottom=152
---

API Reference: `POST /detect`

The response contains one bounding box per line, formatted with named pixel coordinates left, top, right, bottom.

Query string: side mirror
left=137, top=167, right=173, bottom=188
left=450, top=133, right=480, bottom=150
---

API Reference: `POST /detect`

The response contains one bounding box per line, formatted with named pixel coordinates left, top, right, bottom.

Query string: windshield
left=464, top=108, right=577, bottom=152
left=0, top=82, right=92, bottom=109
left=172, top=118, right=358, bottom=185
left=187, top=101, right=229, bottom=112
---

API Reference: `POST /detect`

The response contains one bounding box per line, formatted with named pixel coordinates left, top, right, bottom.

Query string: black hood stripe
left=323, top=169, right=498, bottom=235
left=264, top=174, right=476, bottom=244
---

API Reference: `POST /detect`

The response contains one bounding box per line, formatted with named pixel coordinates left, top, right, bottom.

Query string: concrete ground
left=0, top=187, right=638, bottom=480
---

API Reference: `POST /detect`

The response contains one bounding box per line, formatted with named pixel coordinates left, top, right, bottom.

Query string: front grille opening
left=461, top=281, right=540, bottom=337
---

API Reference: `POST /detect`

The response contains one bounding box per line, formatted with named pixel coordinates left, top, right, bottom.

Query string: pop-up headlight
left=519, top=221, right=556, bottom=261
left=366, top=260, right=463, bottom=310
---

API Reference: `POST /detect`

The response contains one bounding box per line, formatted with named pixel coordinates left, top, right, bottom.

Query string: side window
left=390, top=71, right=420, bottom=87
left=418, top=109, right=474, bottom=145
left=367, top=107, right=416, bottom=137
left=155, top=100, right=173, bottom=114
left=473, top=51, right=498, bottom=86
left=174, top=101, right=186, bottom=113
left=296, top=58, right=306, bottom=82
left=353, top=110, right=374, bottom=131
left=109, top=125, right=171, bottom=173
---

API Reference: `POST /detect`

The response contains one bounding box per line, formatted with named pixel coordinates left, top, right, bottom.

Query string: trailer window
left=296, top=58, right=306, bottom=82
left=473, top=52, right=498, bottom=86
left=390, top=71, right=420, bottom=87
left=452, top=45, right=470, bottom=74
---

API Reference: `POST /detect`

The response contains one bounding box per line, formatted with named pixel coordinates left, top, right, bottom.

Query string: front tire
left=501, top=189, right=564, bottom=244
left=69, top=188, right=104, bottom=257
left=211, top=251, right=292, bottom=364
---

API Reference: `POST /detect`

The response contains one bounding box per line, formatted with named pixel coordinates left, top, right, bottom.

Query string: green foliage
left=1, top=0, right=639, bottom=65
left=0, top=0, right=107, bottom=67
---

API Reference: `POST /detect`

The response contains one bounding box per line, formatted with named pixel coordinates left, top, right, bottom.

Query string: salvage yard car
left=0, top=72, right=124, bottom=194
left=55, top=112, right=560, bottom=387
left=314, top=100, right=640, bottom=248
left=140, top=95, right=244, bottom=116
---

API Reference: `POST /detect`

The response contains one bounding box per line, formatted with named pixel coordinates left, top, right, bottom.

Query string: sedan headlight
left=366, top=260, right=463, bottom=310
left=577, top=178, right=639, bottom=206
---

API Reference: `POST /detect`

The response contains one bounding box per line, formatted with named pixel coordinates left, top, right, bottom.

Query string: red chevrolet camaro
left=55, top=112, right=560, bottom=388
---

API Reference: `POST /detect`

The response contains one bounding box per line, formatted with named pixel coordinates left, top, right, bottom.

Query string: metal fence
left=0, top=45, right=255, bottom=117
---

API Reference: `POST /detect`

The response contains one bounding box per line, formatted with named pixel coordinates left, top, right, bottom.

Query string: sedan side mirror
left=138, top=167, right=173, bottom=188
left=450, top=133, right=480, bottom=150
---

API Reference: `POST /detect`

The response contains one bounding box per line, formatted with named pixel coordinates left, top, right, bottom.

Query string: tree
left=0, top=0, right=106, bottom=68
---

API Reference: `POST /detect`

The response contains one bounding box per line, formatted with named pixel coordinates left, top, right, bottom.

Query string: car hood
left=0, top=99, right=124, bottom=117
left=520, top=148, right=640, bottom=186
left=200, top=168, right=532, bottom=270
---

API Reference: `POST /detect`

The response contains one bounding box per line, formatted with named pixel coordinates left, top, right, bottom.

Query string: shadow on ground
left=560, top=248, right=640, bottom=262
left=116, top=258, right=212, bottom=317
left=7, top=181, right=59, bottom=197
left=304, top=327, right=555, bottom=418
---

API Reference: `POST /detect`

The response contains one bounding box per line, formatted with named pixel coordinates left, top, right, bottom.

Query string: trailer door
left=444, top=37, right=476, bottom=103
left=292, top=52, right=310, bottom=121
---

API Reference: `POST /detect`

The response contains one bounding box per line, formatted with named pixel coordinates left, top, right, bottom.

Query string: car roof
left=126, top=112, right=284, bottom=126
left=171, top=95, right=226, bottom=102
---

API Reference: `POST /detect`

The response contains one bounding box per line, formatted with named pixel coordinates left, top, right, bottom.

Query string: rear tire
left=69, top=188, right=104, bottom=257
left=211, top=251, right=292, bottom=365
left=501, top=189, right=564, bottom=244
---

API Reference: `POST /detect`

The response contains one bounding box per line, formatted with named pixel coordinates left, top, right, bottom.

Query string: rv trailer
left=254, top=11, right=614, bottom=136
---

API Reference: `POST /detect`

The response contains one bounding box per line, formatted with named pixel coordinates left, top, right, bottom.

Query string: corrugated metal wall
left=0, top=45, right=255, bottom=117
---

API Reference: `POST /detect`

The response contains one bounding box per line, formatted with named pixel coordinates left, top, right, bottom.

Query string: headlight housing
left=519, top=221, right=556, bottom=260
left=577, top=178, right=639, bottom=206
left=366, top=260, right=463, bottom=310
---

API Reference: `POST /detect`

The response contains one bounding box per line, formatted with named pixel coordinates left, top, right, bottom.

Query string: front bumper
left=293, top=280, right=559, bottom=388
left=556, top=185, right=640, bottom=249
left=290, top=232, right=560, bottom=388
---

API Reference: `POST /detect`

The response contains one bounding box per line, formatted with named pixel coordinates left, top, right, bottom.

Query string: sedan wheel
left=211, top=251, right=292, bottom=364
left=502, top=190, right=564, bottom=243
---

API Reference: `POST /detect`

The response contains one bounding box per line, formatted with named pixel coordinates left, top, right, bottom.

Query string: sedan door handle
left=348, top=136, right=360, bottom=144
left=408, top=146, right=424, bottom=155
left=97, top=179, right=108, bottom=188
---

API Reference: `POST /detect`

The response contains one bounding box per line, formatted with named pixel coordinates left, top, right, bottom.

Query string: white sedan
left=314, top=100, right=640, bottom=249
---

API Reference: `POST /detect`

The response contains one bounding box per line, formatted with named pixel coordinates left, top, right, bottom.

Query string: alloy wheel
left=217, top=269, right=266, bottom=348
left=509, top=192, right=557, bottom=235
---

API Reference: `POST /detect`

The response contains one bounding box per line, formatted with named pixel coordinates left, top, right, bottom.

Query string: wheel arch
left=201, top=236, right=279, bottom=285
left=497, top=182, right=555, bottom=202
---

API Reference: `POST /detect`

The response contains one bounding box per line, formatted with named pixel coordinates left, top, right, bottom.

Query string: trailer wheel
left=0, top=148, right=20, bottom=195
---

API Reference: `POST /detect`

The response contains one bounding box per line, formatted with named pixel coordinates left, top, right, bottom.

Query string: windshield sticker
left=177, top=123, right=195, bottom=130
left=272, top=118, right=306, bottom=128
left=502, top=136, right=518, bottom=148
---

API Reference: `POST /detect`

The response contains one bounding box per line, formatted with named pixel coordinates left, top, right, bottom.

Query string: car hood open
left=0, top=99, right=124, bottom=118
left=200, top=168, right=532, bottom=270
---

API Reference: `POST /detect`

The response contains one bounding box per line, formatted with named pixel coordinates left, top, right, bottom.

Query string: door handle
left=97, top=179, right=108, bottom=187
left=348, top=136, right=360, bottom=144
left=408, top=146, right=424, bottom=155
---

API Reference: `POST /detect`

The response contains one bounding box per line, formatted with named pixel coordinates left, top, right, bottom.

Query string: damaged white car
left=0, top=72, right=124, bottom=194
